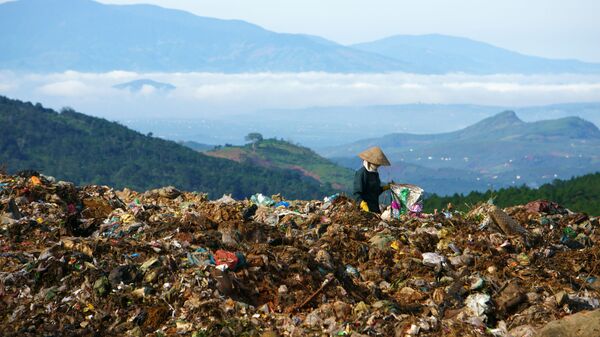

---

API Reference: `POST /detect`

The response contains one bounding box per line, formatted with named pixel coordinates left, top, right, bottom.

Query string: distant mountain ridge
left=113, top=79, right=176, bottom=92
left=448, top=111, right=600, bottom=141
left=325, top=112, right=600, bottom=153
left=352, top=34, right=600, bottom=74
left=324, top=111, right=600, bottom=195
left=0, top=0, right=406, bottom=73
left=1, top=0, right=599, bottom=74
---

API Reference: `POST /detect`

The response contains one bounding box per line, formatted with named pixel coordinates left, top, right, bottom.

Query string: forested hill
left=425, top=172, right=600, bottom=215
left=204, top=138, right=354, bottom=191
left=0, top=96, right=334, bottom=199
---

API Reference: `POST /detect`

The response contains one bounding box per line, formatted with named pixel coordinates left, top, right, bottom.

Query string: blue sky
left=83, top=0, right=600, bottom=62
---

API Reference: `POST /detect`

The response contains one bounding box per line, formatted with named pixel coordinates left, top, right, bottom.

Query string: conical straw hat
left=358, top=146, right=391, bottom=166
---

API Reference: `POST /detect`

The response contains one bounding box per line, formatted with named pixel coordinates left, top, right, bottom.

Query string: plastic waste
left=322, top=193, right=339, bottom=209
left=215, top=194, right=236, bottom=204
left=465, top=293, right=491, bottom=318
left=422, top=252, right=446, bottom=268
left=389, top=183, right=424, bottom=218
left=250, top=193, right=275, bottom=206
left=211, top=249, right=246, bottom=271
left=345, top=265, right=360, bottom=278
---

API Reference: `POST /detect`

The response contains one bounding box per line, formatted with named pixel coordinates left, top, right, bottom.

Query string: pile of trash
left=1, top=172, right=599, bottom=337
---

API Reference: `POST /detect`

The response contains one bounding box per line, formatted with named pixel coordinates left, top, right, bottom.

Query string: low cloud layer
left=0, top=71, right=599, bottom=120
left=38, top=80, right=94, bottom=97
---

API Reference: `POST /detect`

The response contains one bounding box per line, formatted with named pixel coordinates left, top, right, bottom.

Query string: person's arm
left=352, top=169, right=365, bottom=202
left=375, top=174, right=384, bottom=195
left=353, top=169, right=370, bottom=211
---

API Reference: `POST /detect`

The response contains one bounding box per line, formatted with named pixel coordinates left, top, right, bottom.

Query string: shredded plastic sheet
left=465, top=293, right=491, bottom=318
left=389, top=183, right=424, bottom=218
left=250, top=193, right=275, bottom=206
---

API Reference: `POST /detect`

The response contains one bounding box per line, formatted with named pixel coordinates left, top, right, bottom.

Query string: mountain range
left=0, top=0, right=402, bottom=73
left=1, top=0, right=599, bottom=74
left=324, top=111, right=600, bottom=195
left=124, top=102, right=600, bottom=148
left=352, top=35, right=600, bottom=74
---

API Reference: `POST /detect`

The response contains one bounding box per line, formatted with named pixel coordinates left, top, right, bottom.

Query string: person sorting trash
left=353, top=146, right=392, bottom=213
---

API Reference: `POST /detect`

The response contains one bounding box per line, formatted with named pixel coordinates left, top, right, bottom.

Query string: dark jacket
left=353, top=166, right=383, bottom=213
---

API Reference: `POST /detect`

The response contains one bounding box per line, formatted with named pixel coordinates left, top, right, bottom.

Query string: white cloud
left=139, top=84, right=157, bottom=95
left=0, top=71, right=599, bottom=119
left=38, top=80, right=94, bottom=97
left=166, top=72, right=600, bottom=108
left=0, top=82, right=13, bottom=91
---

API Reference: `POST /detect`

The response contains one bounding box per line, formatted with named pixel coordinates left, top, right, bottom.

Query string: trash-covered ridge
left=1, top=173, right=599, bottom=337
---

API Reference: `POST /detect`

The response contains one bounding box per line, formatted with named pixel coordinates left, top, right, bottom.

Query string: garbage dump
left=1, top=172, right=599, bottom=336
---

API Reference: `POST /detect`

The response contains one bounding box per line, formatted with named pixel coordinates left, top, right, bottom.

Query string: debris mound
left=1, top=173, right=599, bottom=336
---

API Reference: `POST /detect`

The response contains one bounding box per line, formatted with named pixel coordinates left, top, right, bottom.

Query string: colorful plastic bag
left=389, top=183, right=424, bottom=218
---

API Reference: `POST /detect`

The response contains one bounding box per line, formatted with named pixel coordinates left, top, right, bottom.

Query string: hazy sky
left=77, top=0, right=600, bottom=62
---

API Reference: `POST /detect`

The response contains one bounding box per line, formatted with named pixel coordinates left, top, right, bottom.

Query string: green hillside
left=425, top=172, right=600, bottom=215
left=0, top=96, right=335, bottom=199
left=205, top=138, right=354, bottom=191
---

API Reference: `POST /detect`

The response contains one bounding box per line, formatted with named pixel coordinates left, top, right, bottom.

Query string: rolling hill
left=203, top=139, right=354, bottom=191
left=324, top=111, right=600, bottom=195
left=1, top=0, right=599, bottom=74
left=0, top=95, right=335, bottom=199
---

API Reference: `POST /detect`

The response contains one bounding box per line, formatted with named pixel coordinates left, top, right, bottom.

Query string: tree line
left=425, top=172, right=600, bottom=215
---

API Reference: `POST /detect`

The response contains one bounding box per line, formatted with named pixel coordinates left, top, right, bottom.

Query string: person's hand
left=382, top=181, right=395, bottom=191
left=360, top=201, right=369, bottom=212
